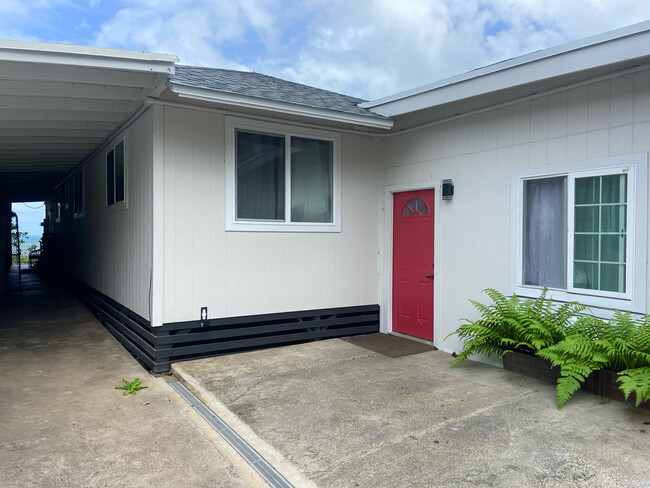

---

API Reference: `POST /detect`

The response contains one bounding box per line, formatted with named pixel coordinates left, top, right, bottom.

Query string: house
left=1, top=22, right=649, bottom=372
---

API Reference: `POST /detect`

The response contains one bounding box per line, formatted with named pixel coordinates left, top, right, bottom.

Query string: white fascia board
left=0, top=61, right=166, bottom=88
left=168, top=83, right=394, bottom=130
left=0, top=39, right=177, bottom=74
left=362, top=21, right=650, bottom=116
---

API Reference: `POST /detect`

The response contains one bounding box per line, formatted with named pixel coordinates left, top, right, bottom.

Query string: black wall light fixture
left=442, top=179, right=454, bottom=200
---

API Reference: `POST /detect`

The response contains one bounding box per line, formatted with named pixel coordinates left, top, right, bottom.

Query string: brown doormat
left=342, top=333, right=437, bottom=358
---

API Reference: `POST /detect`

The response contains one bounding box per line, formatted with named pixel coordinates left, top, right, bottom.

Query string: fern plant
left=537, top=316, right=611, bottom=409
left=538, top=312, right=650, bottom=409
left=609, top=313, right=650, bottom=407
left=451, top=288, right=650, bottom=409
left=617, top=367, right=650, bottom=407
left=449, top=288, right=585, bottom=365
left=602, top=311, right=650, bottom=370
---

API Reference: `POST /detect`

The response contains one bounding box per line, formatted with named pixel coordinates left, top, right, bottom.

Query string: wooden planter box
left=502, top=350, right=650, bottom=409
left=502, top=350, right=560, bottom=384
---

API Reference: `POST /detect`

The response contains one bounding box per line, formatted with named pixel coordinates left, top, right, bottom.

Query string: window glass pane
left=573, top=173, right=627, bottom=293
left=600, top=264, right=625, bottom=292
left=73, top=176, right=78, bottom=214
left=601, top=205, right=626, bottom=232
left=291, top=137, right=333, bottom=223
left=403, top=198, right=429, bottom=216
left=574, top=234, right=599, bottom=261
left=522, top=177, right=567, bottom=288
left=78, top=175, right=83, bottom=214
left=601, top=174, right=627, bottom=203
left=115, top=141, right=125, bottom=203
left=74, top=174, right=82, bottom=215
left=575, top=177, right=599, bottom=204
left=574, top=206, right=599, bottom=232
left=237, top=131, right=285, bottom=220
left=107, top=149, right=114, bottom=205
left=574, top=262, right=598, bottom=290
left=601, top=234, right=625, bottom=263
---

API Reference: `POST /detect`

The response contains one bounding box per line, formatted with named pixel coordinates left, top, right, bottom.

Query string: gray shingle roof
left=170, top=65, right=388, bottom=120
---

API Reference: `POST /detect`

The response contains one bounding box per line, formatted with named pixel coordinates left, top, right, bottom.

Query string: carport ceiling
left=0, top=40, right=177, bottom=202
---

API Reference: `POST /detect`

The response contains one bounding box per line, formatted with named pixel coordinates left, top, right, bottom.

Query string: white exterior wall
left=381, top=69, right=650, bottom=354
left=60, top=109, right=153, bottom=319
left=156, top=105, right=382, bottom=325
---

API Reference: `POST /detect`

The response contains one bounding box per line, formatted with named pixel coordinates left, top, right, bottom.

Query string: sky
left=3, top=1, right=650, bottom=232
left=1, top=0, right=649, bottom=102
left=11, top=202, right=45, bottom=242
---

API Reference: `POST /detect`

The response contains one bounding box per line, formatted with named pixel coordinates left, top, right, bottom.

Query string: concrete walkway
left=174, top=338, right=650, bottom=488
left=0, top=280, right=266, bottom=488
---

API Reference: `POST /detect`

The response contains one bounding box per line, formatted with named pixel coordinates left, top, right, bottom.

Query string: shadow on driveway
left=0, top=284, right=265, bottom=488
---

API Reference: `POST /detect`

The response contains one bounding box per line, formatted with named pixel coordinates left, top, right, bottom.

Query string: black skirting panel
left=73, top=280, right=380, bottom=372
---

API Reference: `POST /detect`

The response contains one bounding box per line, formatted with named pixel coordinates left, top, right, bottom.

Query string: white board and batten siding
left=381, top=69, right=650, bottom=354
left=56, top=109, right=154, bottom=320
left=156, top=104, right=382, bottom=326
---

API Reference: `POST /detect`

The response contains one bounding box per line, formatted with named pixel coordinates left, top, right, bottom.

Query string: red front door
left=392, top=189, right=434, bottom=341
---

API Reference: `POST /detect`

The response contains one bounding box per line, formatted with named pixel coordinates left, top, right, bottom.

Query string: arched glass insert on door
left=403, top=198, right=429, bottom=216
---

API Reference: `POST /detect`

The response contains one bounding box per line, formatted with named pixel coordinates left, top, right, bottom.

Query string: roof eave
left=362, top=20, right=650, bottom=117
left=0, top=39, right=178, bottom=74
left=168, top=83, right=394, bottom=130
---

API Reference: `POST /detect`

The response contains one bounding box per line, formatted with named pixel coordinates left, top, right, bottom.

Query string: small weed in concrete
left=115, top=378, right=148, bottom=395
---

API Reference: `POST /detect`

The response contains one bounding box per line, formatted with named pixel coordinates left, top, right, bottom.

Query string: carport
left=0, top=40, right=176, bottom=295
left=0, top=43, right=276, bottom=487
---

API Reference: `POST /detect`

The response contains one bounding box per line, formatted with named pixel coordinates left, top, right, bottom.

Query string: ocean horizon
left=18, top=234, right=43, bottom=250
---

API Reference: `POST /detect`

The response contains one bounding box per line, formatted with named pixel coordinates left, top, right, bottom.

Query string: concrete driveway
left=0, top=285, right=266, bottom=488
left=173, top=336, right=650, bottom=488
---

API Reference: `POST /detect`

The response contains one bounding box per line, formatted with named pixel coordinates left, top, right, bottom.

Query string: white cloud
left=266, top=0, right=650, bottom=99
left=94, top=0, right=285, bottom=69
left=262, top=0, right=489, bottom=98
left=7, top=0, right=646, bottom=100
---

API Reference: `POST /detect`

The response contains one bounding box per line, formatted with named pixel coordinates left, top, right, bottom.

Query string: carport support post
left=0, top=199, right=11, bottom=294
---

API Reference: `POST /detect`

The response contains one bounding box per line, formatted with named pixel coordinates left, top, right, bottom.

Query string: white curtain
left=522, top=177, right=566, bottom=288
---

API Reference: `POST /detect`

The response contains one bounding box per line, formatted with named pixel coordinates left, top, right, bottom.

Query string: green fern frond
left=628, top=318, right=650, bottom=355
left=538, top=334, right=610, bottom=409
left=611, top=310, right=636, bottom=338
left=451, top=287, right=650, bottom=409
left=555, top=375, right=583, bottom=409
left=617, top=367, right=650, bottom=407
left=449, top=288, right=585, bottom=364
left=452, top=342, right=505, bottom=364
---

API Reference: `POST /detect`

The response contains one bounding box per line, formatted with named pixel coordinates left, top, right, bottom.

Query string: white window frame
left=225, top=116, right=341, bottom=232
left=105, top=137, right=127, bottom=211
left=511, top=153, right=647, bottom=313
left=54, top=190, right=62, bottom=224
left=64, top=180, right=70, bottom=210
left=73, top=168, right=85, bottom=218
